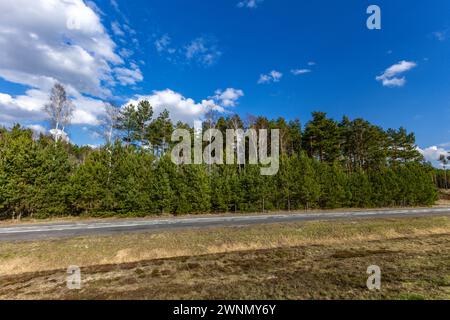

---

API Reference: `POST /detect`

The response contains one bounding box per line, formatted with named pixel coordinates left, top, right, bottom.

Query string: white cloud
left=119, top=48, right=134, bottom=58
left=258, top=70, right=283, bottom=84
left=380, top=61, right=417, bottom=79
left=126, top=89, right=224, bottom=125
left=0, top=90, right=49, bottom=123
left=418, top=146, right=450, bottom=167
left=185, top=37, right=222, bottom=67
left=0, top=0, right=131, bottom=97
left=237, top=0, right=263, bottom=9
left=291, top=69, right=311, bottom=75
left=0, top=0, right=142, bottom=126
left=0, top=88, right=106, bottom=126
left=154, top=34, right=222, bottom=67
left=85, top=1, right=104, bottom=16
left=380, top=77, right=406, bottom=87
left=111, top=21, right=125, bottom=37
left=376, top=60, right=417, bottom=87
left=155, top=34, right=175, bottom=54
left=212, top=88, right=244, bottom=107
left=122, top=24, right=136, bottom=36
left=26, top=124, right=47, bottom=135
left=125, top=87, right=244, bottom=125
left=110, top=0, right=120, bottom=13
left=114, top=66, right=143, bottom=85
left=49, top=128, right=70, bottom=142
left=70, top=94, right=107, bottom=125
left=307, top=61, right=316, bottom=66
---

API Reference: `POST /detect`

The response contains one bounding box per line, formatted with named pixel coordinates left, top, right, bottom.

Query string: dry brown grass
left=1, top=233, right=449, bottom=300
left=0, top=216, right=449, bottom=276
left=0, top=216, right=449, bottom=300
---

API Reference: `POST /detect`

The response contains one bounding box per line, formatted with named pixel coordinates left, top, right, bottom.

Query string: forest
left=0, top=86, right=447, bottom=219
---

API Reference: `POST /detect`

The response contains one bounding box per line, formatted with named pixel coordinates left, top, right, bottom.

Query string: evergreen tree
left=116, top=104, right=138, bottom=147
left=339, top=117, right=387, bottom=171
left=297, top=155, right=321, bottom=210
left=303, top=112, right=340, bottom=163
left=0, top=110, right=442, bottom=219
left=387, top=127, right=423, bottom=165
left=319, top=163, right=348, bottom=208
left=134, top=100, right=153, bottom=150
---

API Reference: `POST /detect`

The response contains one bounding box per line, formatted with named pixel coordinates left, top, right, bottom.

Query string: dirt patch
left=330, top=249, right=397, bottom=259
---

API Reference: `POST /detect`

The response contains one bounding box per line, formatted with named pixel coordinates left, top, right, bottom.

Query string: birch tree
left=44, top=83, right=74, bottom=144
left=99, top=102, right=120, bottom=146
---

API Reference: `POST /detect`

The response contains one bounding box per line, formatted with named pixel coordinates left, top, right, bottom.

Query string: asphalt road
left=0, top=207, right=450, bottom=242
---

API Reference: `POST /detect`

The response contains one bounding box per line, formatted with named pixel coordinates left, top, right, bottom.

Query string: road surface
left=0, top=208, right=449, bottom=241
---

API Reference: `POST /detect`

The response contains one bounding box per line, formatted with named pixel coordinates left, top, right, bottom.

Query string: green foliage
left=0, top=126, right=72, bottom=219
left=0, top=108, right=440, bottom=219
left=303, top=112, right=340, bottom=163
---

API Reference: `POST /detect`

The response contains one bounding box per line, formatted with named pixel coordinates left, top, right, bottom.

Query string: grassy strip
left=0, top=216, right=449, bottom=276
left=0, top=226, right=449, bottom=299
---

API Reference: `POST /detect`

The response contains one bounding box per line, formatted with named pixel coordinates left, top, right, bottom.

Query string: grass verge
left=0, top=216, right=449, bottom=299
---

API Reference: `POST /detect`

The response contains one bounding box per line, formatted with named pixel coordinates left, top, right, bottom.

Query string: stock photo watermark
left=67, top=265, right=82, bottom=290
left=171, top=121, right=280, bottom=176
left=367, top=5, right=381, bottom=30
left=366, top=265, right=381, bottom=291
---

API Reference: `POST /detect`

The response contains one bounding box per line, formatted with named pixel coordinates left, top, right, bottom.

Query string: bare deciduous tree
left=44, top=83, right=74, bottom=144
left=98, top=102, right=120, bottom=146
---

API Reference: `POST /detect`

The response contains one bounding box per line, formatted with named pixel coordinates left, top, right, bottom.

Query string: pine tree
left=116, top=104, right=138, bottom=147
left=134, top=100, right=153, bottom=150
left=387, top=127, right=423, bottom=165
left=319, top=163, right=348, bottom=208
left=297, top=155, right=321, bottom=210
left=303, top=112, right=340, bottom=163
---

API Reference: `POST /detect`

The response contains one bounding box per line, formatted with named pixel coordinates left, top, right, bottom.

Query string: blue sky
left=0, top=0, right=449, bottom=164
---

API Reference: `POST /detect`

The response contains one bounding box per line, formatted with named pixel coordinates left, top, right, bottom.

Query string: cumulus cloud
left=0, top=90, right=49, bottom=123
left=258, top=70, right=283, bottom=84
left=0, top=88, right=106, bottom=126
left=376, top=60, right=417, bottom=87
left=237, top=0, right=263, bottom=9
left=418, top=146, right=450, bottom=167
left=49, top=128, right=70, bottom=142
left=0, top=0, right=143, bottom=126
left=26, top=124, right=47, bottom=135
left=86, top=1, right=104, bottom=16
left=0, top=0, right=127, bottom=96
left=125, top=87, right=244, bottom=125
left=126, top=89, right=222, bottom=125
left=114, top=66, right=143, bottom=86
left=212, top=88, right=244, bottom=107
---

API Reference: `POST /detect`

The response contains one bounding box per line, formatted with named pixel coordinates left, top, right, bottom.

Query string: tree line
left=0, top=85, right=441, bottom=219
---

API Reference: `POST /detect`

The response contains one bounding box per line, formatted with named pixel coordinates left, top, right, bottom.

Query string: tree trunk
left=445, top=169, right=448, bottom=189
